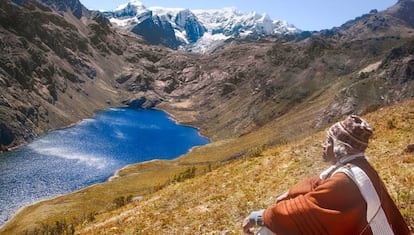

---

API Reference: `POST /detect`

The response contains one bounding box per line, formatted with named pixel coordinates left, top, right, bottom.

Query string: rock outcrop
left=1, top=0, right=414, bottom=150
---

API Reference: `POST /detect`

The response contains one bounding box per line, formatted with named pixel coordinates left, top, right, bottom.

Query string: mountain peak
left=106, top=3, right=299, bottom=52
left=115, top=0, right=144, bottom=11
left=385, top=0, right=414, bottom=27
left=12, top=0, right=93, bottom=18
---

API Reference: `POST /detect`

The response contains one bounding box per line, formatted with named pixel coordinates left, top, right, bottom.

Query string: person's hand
left=242, top=216, right=254, bottom=235
left=275, top=191, right=289, bottom=203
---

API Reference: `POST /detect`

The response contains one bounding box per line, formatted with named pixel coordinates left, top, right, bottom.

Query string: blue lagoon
left=0, top=108, right=209, bottom=225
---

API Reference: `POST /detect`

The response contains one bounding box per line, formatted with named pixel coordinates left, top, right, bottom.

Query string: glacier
left=103, top=0, right=300, bottom=53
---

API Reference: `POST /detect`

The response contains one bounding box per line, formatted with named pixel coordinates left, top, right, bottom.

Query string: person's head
left=322, top=115, right=373, bottom=163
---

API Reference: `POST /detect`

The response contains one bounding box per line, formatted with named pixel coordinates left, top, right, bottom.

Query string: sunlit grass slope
left=1, top=98, right=412, bottom=235
left=78, top=99, right=414, bottom=234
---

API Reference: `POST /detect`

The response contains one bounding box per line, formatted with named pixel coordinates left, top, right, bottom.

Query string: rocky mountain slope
left=157, top=2, right=414, bottom=142
left=0, top=0, right=414, bottom=233
left=1, top=0, right=414, bottom=152
left=1, top=0, right=414, bottom=155
left=0, top=0, right=175, bottom=150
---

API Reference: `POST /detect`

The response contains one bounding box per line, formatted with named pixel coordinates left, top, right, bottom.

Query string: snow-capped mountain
left=103, top=0, right=300, bottom=53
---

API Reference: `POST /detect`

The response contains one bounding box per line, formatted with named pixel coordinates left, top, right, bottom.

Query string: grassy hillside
left=2, top=99, right=412, bottom=235
left=1, top=1, right=413, bottom=234
left=75, top=99, right=414, bottom=234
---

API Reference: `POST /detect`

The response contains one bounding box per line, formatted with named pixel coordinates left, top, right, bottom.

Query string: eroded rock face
left=389, top=0, right=414, bottom=28
left=0, top=0, right=171, bottom=148
left=131, top=12, right=181, bottom=49
left=2, top=0, right=414, bottom=148
left=0, top=123, right=14, bottom=147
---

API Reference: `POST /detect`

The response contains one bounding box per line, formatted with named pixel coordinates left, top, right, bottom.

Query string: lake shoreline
left=0, top=106, right=210, bottom=232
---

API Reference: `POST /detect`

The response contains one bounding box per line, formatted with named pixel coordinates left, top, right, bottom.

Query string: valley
left=0, top=0, right=413, bottom=233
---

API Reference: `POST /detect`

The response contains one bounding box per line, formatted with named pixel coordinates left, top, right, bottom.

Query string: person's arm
left=263, top=173, right=366, bottom=235
left=243, top=210, right=265, bottom=235
left=243, top=175, right=321, bottom=234
left=281, top=175, right=321, bottom=200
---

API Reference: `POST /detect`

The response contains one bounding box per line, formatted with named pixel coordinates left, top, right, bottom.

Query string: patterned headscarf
left=327, top=115, right=373, bottom=158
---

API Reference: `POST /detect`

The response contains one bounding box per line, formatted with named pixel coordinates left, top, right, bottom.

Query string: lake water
left=0, top=108, right=209, bottom=226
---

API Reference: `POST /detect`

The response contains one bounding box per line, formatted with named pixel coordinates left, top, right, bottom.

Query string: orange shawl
left=262, top=159, right=411, bottom=235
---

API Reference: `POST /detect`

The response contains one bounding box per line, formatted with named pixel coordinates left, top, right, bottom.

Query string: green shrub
left=246, top=145, right=264, bottom=158
left=172, top=167, right=196, bottom=183
left=24, top=219, right=75, bottom=235
left=113, top=195, right=133, bottom=209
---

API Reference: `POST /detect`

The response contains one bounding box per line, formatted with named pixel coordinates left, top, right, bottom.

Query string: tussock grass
left=76, top=99, right=414, bottom=234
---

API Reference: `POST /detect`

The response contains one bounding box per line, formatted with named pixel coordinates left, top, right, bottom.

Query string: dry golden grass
left=77, top=99, right=414, bottom=234
left=2, top=98, right=412, bottom=234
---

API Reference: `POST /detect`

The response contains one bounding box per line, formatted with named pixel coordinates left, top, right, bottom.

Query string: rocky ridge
left=103, top=0, right=299, bottom=52
left=0, top=0, right=172, bottom=149
left=2, top=0, right=414, bottom=151
left=1, top=0, right=414, bottom=233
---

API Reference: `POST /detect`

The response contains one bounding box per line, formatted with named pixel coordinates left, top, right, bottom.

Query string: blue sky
left=80, top=0, right=398, bottom=31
